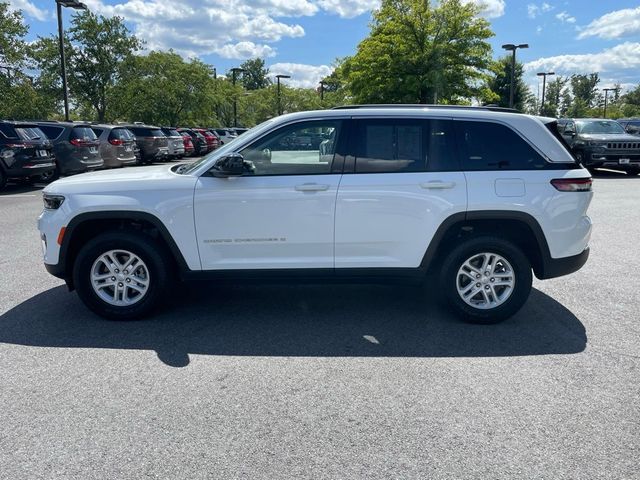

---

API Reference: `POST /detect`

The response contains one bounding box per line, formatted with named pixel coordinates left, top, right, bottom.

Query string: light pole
left=319, top=80, right=327, bottom=102
left=230, top=67, right=245, bottom=127
left=501, top=43, right=529, bottom=109
left=56, top=0, right=87, bottom=121
left=536, top=71, right=555, bottom=115
left=276, top=74, right=290, bottom=116
left=602, top=88, right=617, bottom=118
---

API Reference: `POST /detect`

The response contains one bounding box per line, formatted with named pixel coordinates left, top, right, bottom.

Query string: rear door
left=335, top=117, right=467, bottom=269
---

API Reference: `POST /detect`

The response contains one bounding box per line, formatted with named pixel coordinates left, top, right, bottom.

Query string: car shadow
left=591, top=168, right=638, bottom=178
left=0, top=183, right=44, bottom=195
left=0, top=284, right=587, bottom=367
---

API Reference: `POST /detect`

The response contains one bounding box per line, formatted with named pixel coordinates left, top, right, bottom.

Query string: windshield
left=180, top=119, right=273, bottom=175
left=576, top=120, right=625, bottom=135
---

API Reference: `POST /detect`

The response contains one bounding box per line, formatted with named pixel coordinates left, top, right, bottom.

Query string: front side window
left=457, top=121, right=547, bottom=170
left=239, top=120, right=340, bottom=176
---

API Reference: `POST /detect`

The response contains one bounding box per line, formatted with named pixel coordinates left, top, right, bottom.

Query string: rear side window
left=131, top=128, right=150, bottom=136
left=149, top=129, right=164, bottom=137
left=456, top=121, right=547, bottom=170
left=39, top=125, right=64, bottom=140
left=71, top=127, right=97, bottom=141
left=0, top=124, right=18, bottom=139
left=354, top=119, right=457, bottom=173
left=16, top=127, right=45, bottom=141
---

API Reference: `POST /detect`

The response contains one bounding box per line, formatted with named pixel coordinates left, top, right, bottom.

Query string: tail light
left=70, top=138, right=97, bottom=147
left=551, top=178, right=592, bottom=192
left=109, top=138, right=124, bottom=146
left=6, top=143, right=27, bottom=148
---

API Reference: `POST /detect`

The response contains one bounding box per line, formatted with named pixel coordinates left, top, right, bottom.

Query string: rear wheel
left=39, top=166, right=59, bottom=183
left=0, top=169, right=7, bottom=190
left=440, top=236, right=532, bottom=324
left=73, top=232, right=171, bottom=320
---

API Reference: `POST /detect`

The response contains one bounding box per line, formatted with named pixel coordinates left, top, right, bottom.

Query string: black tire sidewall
left=73, top=232, right=170, bottom=320
left=0, top=169, right=6, bottom=190
left=440, top=236, right=533, bottom=324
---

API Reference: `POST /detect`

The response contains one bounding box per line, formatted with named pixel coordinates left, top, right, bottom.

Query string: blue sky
left=9, top=0, right=640, bottom=94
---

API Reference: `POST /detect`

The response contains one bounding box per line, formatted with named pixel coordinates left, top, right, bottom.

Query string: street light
left=319, top=80, right=327, bottom=102
left=502, top=43, right=529, bottom=109
left=56, top=0, right=87, bottom=121
left=276, top=74, right=291, bottom=116
left=602, top=88, right=617, bottom=118
left=536, top=71, right=555, bottom=115
left=230, top=67, right=245, bottom=127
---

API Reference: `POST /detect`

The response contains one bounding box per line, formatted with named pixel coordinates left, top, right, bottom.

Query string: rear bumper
left=5, top=161, right=56, bottom=177
left=538, top=247, right=590, bottom=279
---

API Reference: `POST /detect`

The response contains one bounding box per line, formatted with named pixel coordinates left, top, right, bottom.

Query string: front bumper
left=584, top=147, right=640, bottom=168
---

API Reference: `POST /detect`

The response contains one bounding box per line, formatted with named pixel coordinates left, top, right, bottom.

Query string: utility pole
left=56, top=0, right=87, bottom=121
left=536, top=71, right=555, bottom=115
left=276, top=74, right=291, bottom=116
left=501, top=43, right=529, bottom=109
left=230, top=67, right=245, bottom=127
left=319, top=80, right=327, bottom=102
left=603, top=88, right=617, bottom=118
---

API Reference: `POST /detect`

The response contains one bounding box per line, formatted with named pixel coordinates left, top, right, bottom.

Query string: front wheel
left=73, top=232, right=171, bottom=320
left=439, top=236, right=533, bottom=324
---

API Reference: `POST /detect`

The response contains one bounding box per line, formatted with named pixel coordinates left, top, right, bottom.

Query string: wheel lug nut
left=476, top=283, right=481, bottom=287
left=115, top=269, right=119, bottom=273
left=490, top=278, right=495, bottom=282
left=118, top=282, right=123, bottom=287
left=126, top=278, right=131, bottom=283
left=476, top=274, right=481, bottom=279
left=111, top=276, right=116, bottom=281
left=484, top=285, right=490, bottom=290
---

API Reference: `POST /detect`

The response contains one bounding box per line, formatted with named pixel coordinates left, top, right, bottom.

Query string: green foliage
left=0, top=2, right=27, bottom=67
left=342, top=0, right=494, bottom=104
left=569, top=73, right=600, bottom=108
left=240, top=58, right=271, bottom=90
left=484, top=55, right=529, bottom=110
left=114, top=51, right=217, bottom=126
left=66, top=11, right=142, bottom=121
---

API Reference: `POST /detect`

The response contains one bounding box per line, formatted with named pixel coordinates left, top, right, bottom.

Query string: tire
left=439, top=236, right=533, bottom=324
left=0, top=169, right=7, bottom=190
left=72, top=231, right=172, bottom=320
left=39, top=166, right=60, bottom=183
left=626, top=167, right=640, bottom=176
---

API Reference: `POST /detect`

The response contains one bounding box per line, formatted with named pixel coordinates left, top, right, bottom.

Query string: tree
left=240, top=58, right=270, bottom=90
left=0, top=2, right=27, bottom=68
left=342, top=0, right=494, bottom=104
left=540, top=76, right=568, bottom=117
left=485, top=55, right=529, bottom=110
left=115, top=51, right=216, bottom=126
left=66, top=11, right=141, bottom=121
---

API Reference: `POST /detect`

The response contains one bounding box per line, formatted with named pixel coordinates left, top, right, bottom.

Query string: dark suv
left=90, top=125, right=137, bottom=168
left=0, top=121, right=56, bottom=190
left=124, top=125, right=169, bottom=164
left=558, top=118, right=640, bottom=175
left=37, top=122, right=104, bottom=179
left=617, top=118, right=640, bottom=136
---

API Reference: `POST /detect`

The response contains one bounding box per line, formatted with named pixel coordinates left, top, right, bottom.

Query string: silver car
left=161, top=127, right=186, bottom=159
left=91, top=124, right=137, bottom=168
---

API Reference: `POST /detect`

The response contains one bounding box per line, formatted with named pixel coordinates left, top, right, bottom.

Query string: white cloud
left=577, top=6, right=640, bottom=40
left=8, top=0, right=50, bottom=21
left=525, top=42, right=640, bottom=74
left=527, top=2, right=553, bottom=19
left=82, top=0, right=312, bottom=58
left=556, top=11, right=576, bottom=24
left=268, top=63, right=333, bottom=88
left=317, top=0, right=379, bottom=18
left=465, top=0, right=506, bottom=19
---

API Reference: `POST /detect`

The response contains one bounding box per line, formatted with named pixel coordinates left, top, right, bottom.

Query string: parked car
left=0, top=121, right=56, bottom=190
left=161, top=127, right=186, bottom=159
left=180, top=131, right=195, bottom=157
left=213, top=128, right=237, bottom=145
left=124, top=125, right=169, bottom=164
left=177, top=128, right=208, bottom=156
left=37, top=121, right=103, bottom=180
left=617, top=118, right=640, bottom=136
left=194, top=128, right=219, bottom=152
left=90, top=124, right=137, bottom=168
left=39, top=105, right=592, bottom=323
left=231, top=127, right=249, bottom=136
left=558, top=118, right=640, bottom=175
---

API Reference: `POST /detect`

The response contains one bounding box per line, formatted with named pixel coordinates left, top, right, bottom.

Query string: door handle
left=420, top=181, right=456, bottom=189
left=295, top=183, right=330, bottom=192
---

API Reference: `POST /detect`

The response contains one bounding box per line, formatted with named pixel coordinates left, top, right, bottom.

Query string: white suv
left=38, top=106, right=593, bottom=323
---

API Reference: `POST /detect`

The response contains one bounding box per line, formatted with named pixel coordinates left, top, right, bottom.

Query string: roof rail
left=332, top=104, right=520, bottom=113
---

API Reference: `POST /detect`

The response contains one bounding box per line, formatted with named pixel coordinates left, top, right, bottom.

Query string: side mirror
left=210, top=153, right=245, bottom=177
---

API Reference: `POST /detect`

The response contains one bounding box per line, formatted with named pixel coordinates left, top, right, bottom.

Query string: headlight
left=43, top=193, right=65, bottom=210
left=587, top=141, right=604, bottom=147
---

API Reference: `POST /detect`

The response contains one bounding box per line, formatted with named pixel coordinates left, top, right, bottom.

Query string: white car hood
left=44, top=164, right=195, bottom=195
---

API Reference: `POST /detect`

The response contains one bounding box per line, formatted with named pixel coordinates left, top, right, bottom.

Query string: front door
left=194, top=119, right=344, bottom=270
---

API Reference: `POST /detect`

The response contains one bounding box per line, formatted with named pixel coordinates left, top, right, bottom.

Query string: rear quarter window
left=0, top=124, right=18, bottom=139
left=456, top=121, right=548, bottom=170
left=39, top=125, right=64, bottom=140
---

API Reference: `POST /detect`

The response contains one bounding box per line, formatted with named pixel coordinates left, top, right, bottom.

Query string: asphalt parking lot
left=0, top=168, right=638, bottom=479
